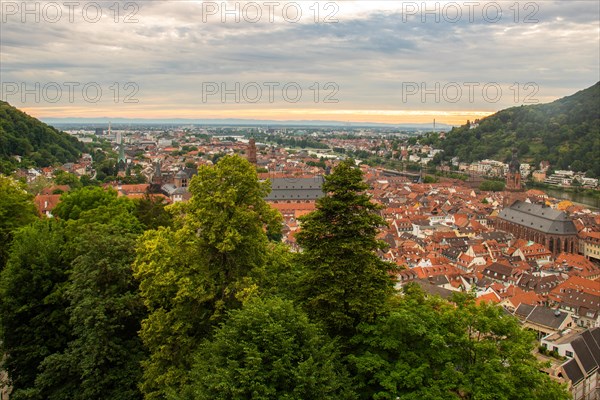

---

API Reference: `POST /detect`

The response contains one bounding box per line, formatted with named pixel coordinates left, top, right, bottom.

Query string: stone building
left=506, top=149, right=523, bottom=191
left=265, top=176, right=324, bottom=203
left=247, top=138, right=257, bottom=165
left=496, top=200, right=578, bottom=256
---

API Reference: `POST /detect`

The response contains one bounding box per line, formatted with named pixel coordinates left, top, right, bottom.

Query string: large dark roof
left=580, top=329, right=600, bottom=366
left=514, top=303, right=535, bottom=318
left=571, top=336, right=598, bottom=374
left=497, top=201, right=577, bottom=235
left=562, top=358, right=584, bottom=384
left=412, top=280, right=454, bottom=300
left=560, top=327, right=600, bottom=384
left=515, top=305, right=570, bottom=329
left=265, top=176, right=324, bottom=201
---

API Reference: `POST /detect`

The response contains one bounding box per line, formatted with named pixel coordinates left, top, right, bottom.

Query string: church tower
left=506, top=149, right=522, bottom=192
left=503, top=149, right=526, bottom=207
left=117, top=131, right=126, bottom=174
left=247, top=137, right=257, bottom=165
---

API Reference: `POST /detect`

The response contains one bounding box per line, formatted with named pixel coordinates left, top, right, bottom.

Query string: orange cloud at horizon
left=22, top=106, right=494, bottom=126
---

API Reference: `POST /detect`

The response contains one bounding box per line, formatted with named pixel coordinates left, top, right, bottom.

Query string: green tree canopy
left=348, top=285, right=570, bottom=400
left=0, top=101, right=84, bottom=172
left=296, top=159, right=396, bottom=338
left=0, top=220, right=71, bottom=399
left=0, top=175, right=38, bottom=268
left=479, top=180, right=506, bottom=192
left=182, top=297, right=354, bottom=400
left=133, top=155, right=282, bottom=399
left=132, top=194, right=173, bottom=230
left=53, top=186, right=123, bottom=221
left=35, top=224, right=146, bottom=400
left=0, top=185, right=145, bottom=400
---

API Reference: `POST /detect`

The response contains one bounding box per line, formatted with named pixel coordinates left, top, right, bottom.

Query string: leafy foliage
left=133, top=194, right=173, bottom=230
left=181, top=297, right=354, bottom=400
left=296, top=159, right=396, bottom=337
left=0, top=220, right=71, bottom=399
left=133, top=155, right=282, bottom=399
left=348, top=285, right=570, bottom=400
left=0, top=175, right=38, bottom=268
left=479, top=180, right=505, bottom=192
left=35, top=224, right=146, bottom=400
left=438, top=82, right=600, bottom=177
left=0, top=101, right=85, bottom=173
left=0, top=187, right=145, bottom=400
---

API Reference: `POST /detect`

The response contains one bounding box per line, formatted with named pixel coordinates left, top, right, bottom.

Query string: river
left=544, top=188, right=600, bottom=210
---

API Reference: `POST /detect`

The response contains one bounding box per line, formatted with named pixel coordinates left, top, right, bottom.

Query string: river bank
left=542, top=187, right=600, bottom=209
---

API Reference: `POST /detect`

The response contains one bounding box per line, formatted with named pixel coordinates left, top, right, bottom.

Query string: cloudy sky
left=1, top=0, right=598, bottom=124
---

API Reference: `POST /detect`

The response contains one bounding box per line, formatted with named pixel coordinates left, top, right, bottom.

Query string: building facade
left=496, top=201, right=578, bottom=256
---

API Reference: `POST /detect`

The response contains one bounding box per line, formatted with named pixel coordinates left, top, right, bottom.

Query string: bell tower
left=506, top=149, right=522, bottom=192
left=247, top=137, right=257, bottom=165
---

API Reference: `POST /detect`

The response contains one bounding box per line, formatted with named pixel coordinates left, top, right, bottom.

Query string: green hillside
left=0, top=101, right=85, bottom=174
left=437, top=82, right=600, bottom=177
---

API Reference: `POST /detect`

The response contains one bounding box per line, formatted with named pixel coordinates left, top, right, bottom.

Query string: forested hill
left=0, top=101, right=85, bottom=173
left=438, top=82, right=600, bottom=177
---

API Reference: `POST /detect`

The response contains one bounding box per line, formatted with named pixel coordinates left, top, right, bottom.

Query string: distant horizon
left=39, top=116, right=458, bottom=129
left=26, top=107, right=491, bottom=126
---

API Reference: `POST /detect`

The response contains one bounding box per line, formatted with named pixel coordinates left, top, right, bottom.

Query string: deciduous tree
left=348, top=285, right=570, bottom=400
left=0, top=220, right=70, bottom=399
left=133, top=155, right=282, bottom=399
left=0, top=175, right=38, bottom=268
left=182, top=297, right=354, bottom=400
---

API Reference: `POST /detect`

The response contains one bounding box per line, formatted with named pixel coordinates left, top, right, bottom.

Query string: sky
left=1, top=0, right=599, bottom=125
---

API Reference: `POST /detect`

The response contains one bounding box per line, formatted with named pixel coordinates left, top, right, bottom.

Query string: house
left=514, top=304, right=574, bottom=339
left=552, top=290, right=600, bottom=329
left=580, top=231, right=600, bottom=262
left=543, top=328, right=600, bottom=400
left=500, top=291, right=542, bottom=312
left=516, top=273, right=561, bottom=294
left=34, top=194, right=61, bottom=217
left=482, top=262, right=521, bottom=285
left=555, top=252, right=600, bottom=280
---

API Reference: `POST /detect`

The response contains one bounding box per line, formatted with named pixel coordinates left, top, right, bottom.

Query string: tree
left=348, top=285, right=570, bottom=400
left=423, top=175, right=439, bottom=184
left=53, top=186, right=123, bottom=221
left=133, top=155, right=282, bottom=399
left=52, top=187, right=142, bottom=233
left=133, top=194, right=173, bottom=230
left=0, top=187, right=145, bottom=400
left=0, top=220, right=71, bottom=399
left=34, top=224, right=146, bottom=400
left=0, top=175, right=38, bottom=269
left=295, top=159, right=396, bottom=338
left=479, top=180, right=505, bottom=192
left=52, top=170, right=82, bottom=189
left=181, top=297, right=354, bottom=400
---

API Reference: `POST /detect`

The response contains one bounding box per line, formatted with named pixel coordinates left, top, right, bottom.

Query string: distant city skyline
left=1, top=1, right=598, bottom=125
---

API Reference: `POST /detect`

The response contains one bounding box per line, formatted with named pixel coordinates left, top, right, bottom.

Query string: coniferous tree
left=296, top=159, right=396, bottom=338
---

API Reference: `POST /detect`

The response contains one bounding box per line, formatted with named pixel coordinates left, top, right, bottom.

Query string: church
left=496, top=201, right=579, bottom=256
left=495, top=150, right=578, bottom=255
